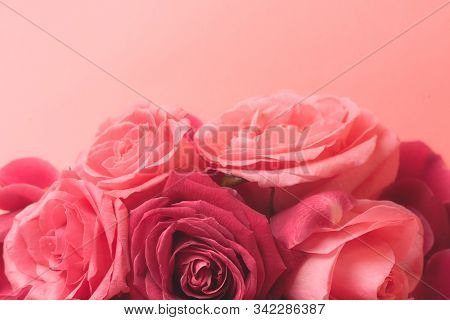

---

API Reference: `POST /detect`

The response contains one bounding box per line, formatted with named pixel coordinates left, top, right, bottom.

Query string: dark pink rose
left=194, top=92, right=399, bottom=214
left=414, top=249, right=450, bottom=300
left=0, top=157, right=59, bottom=298
left=382, top=141, right=450, bottom=299
left=271, top=192, right=423, bottom=300
left=396, top=141, right=450, bottom=204
left=3, top=178, right=129, bottom=299
left=76, top=104, right=201, bottom=207
left=128, top=172, right=285, bottom=299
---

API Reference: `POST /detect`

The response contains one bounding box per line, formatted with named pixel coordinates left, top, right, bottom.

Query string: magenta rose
left=382, top=141, right=450, bottom=299
left=0, top=158, right=59, bottom=298
left=271, top=192, right=423, bottom=299
left=3, top=177, right=129, bottom=299
left=76, top=103, right=201, bottom=207
left=128, top=172, right=286, bottom=299
left=194, top=92, right=399, bottom=214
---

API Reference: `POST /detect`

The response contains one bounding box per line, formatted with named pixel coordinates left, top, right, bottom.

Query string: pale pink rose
left=76, top=103, right=201, bottom=206
left=271, top=192, right=423, bottom=299
left=194, top=92, right=399, bottom=213
left=3, top=178, right=129, bottom=299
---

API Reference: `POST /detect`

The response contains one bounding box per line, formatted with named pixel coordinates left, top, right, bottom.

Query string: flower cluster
left=1, top=92, right=448, bottom=299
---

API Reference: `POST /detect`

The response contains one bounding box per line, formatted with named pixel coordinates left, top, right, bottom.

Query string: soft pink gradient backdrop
left=0, top=1, right=449, bottom=169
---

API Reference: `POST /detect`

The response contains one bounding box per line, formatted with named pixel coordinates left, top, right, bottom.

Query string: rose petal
left=398, top=141, right=450, bottom=204
left=271, top=192, right=354, bottom=249
left=286, top=247, right=342, bottom=299
left=0, top=158, right=58, bottom=189
left=0, top=184, right=44, bottom=211
left=381, top=178, right=450, bottom=252
left=330, top=237, right=395, bottom=299
left=414, top=249, right=450, bottom=299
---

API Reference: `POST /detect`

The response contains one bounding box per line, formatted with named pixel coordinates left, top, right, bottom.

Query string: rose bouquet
left=0, top=92, right=448, bottom=300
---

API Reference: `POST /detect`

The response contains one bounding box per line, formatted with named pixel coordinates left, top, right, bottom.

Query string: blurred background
left=0, top=0, right=449, bottom=168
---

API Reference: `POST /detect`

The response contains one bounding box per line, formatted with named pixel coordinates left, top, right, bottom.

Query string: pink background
left=1, top=0, right=449, bottom=169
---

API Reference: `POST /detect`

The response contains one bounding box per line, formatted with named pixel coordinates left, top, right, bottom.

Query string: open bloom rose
left=3, top=178, right=129, bottom=299
left=76, top=103, right=201, bottom=206
left=0, top=157, right=59, bottom=298
left=194, top=92, right=399, bottom=213
left=128, top=172, right=285, bottom=299
left=382, top=141, right=450, bottom=299
left=271, top=192, right=423, bottom=299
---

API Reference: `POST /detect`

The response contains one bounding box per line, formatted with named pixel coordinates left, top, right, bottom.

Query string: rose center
left=377, top=266, right=409, bottom=299
left=174, top=251, right=229, bottom=299
left=114, top=139, right=135, bottom=159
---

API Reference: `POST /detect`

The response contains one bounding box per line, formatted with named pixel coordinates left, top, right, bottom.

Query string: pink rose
left=194, top=92, right=399, bottom=214
left=128, top=172, right=285, bottom=299
left=0, top=158, right=59, bottom=298
left=414, top=249, right=450, bottom=300
left=382, top=141, right=450, bottom=299
left=76, top=103, right=201, bottom=206
left=0, top=157, right=59, bottom=213
left=3, top=178, right=129, bottom=299
left=395, top=141, right=450, bottom=205
left=271, top=192, right=423, bottom=299
left=0, top=213, right=16, bottom=298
